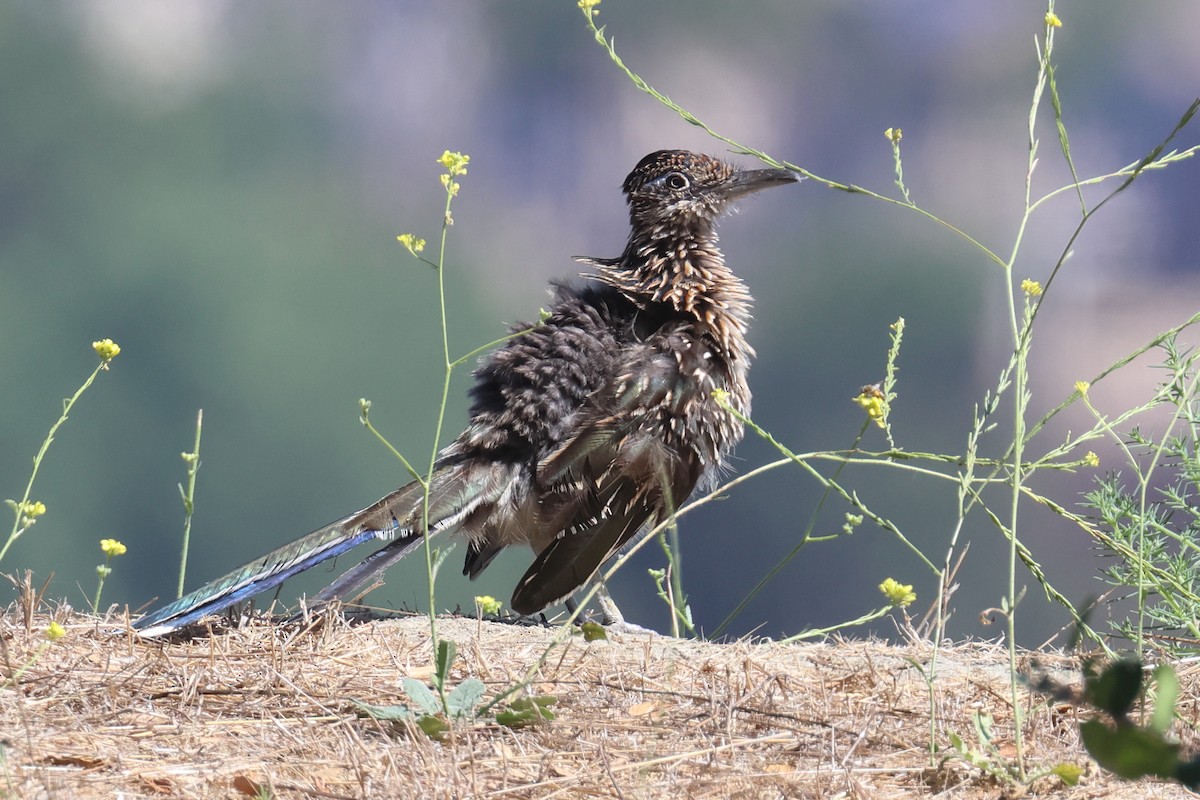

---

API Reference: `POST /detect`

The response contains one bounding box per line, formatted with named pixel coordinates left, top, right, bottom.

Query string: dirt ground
left=2, top=607, right=1198, bottom=799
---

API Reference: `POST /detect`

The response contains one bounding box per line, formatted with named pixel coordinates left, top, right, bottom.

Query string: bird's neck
left=590, top=224, right=754, bottom=361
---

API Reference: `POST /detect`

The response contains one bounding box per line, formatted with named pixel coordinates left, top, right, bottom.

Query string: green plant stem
left=176, top=409, right=203, bottom=598
left=1, top=360, right=110, bottom=565
left=452, top=325, right=540, bottom=368
left=778, top=604, right=895, bottom=644
left=580, top=7, right=1006, bottom=269
left=711, top=421, right=870, bottom=639
left=419, top=181, right=460, bottom=661
left=92, top=565, right=108, bottom=613
left=360, top=403, right=425, bottom=487
left=991, top=9, right=1070, bottom=774
left=718, top=396, right=938, bottom=575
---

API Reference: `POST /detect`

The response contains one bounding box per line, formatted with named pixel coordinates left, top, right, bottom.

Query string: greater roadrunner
left=134, top=150, right=797, bottom=637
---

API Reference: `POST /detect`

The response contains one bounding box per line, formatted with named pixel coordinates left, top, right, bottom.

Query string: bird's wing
left=510, top=350, right=703, bottom=614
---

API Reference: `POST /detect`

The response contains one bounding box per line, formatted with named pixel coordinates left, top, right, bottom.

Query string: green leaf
left=496, top=696, right=557, bottom=728
left=1080, top=719, right=1180, bottom=780
left=495, top=709, right=535, bottom=728
left=351, top=700, right=452, bottom=741
left=1049, top=762, right=1083, bottom=786
left=446, top=678, right=486, bottom=719
left=430, top=543, right=456, bottom=581
left=1151, top=665, right=1180, bottom=734
left=580, top=621, right=607, bottom=641
left=496, top=706, right=554, bottom=728
left=416, top=714, right=450, bottom=741
left=434, top=639, right=457, bottom=689
left=521, top=694, right=557, bottom=711
left=401, top=677, right=442, bottom=716
left=972, top=711, right=994, bottom=747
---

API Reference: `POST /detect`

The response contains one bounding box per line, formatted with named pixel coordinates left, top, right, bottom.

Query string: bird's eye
left=664, top=172, right=689, bottom=190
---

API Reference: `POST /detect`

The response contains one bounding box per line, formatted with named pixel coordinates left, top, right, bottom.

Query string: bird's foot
left=595, top=589, right=658, bottom=636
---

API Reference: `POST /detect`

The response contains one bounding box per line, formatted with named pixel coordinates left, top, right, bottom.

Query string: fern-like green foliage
left=1082, top=338, right=1200, bottom=654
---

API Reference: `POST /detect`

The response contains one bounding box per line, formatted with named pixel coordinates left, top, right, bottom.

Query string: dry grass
left=2, top=606, right=1199, bottom=799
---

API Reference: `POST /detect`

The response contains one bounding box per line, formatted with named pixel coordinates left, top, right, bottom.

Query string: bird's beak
left=719, top=167, right=801, bottom=200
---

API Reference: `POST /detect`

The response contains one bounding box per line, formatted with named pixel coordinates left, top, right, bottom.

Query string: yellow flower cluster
left=1045, top=12, right=1062, bottom=28
left=397, top=233, right=426, bottom=255
left=1020, top=278, right=1043, bottom=297
left=19, top=500, right=47, bottom=518
left=46, top=621, right=67, bottom=641
left=879, top=577, right=916, bottom=608
left=432, top=151, right=468, bottom=199
left=436, top=151, right=470, bottom=198
left=92, top=338, right=121, bottom=360
left=437, top=150, right=470, bottom=177
left=100, top=538, right=127, bottom=557
left=853, top=384, right=887, bottom=429
left=475, top=595, right=503, bottom=615
left=884, top=127, right=903, bottom=143
left=440, top=174, right=461, bottom=196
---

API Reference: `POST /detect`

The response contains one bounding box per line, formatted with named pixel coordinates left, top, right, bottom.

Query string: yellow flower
left=1020, top=279, right=1043, bottom=297
left=578, top=0, right=600, bottom=13
left=475, top=595, right=502, bottom=615
left=1045, top=12, right=1062, bottom=28
left=1084, top=451, right=1100, bottom=468
left=879, top=577, right=916, bottom=608
left=1075, top=380, right=1090, bottom=396
left=100, top=538, right=127, bottom=557
left=440, top=173, right=461, bottom=196
left=853, top=385, right=887, bottom=428
left=436, top=150, right=470, bottom=177
left=92, top=338, right=121, bottom=360
left=46, top=621, right=67, bottom=641
left=19, top=500, right=47, bottom=518
left=397, top=233, right=426, bottom=255
left=884, top=127, right=903, bottom=143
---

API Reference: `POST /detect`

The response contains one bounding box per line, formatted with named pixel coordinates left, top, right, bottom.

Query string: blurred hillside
left=2, top=1, right=1198, bottom=645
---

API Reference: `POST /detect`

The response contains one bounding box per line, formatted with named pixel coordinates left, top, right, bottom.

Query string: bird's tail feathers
left=132, top=516, right=385, bottom=637
left=133, top=463, right=510, bottom=637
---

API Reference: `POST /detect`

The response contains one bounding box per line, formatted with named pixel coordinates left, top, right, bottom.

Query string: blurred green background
left=2, top=2, right=1198, bottom=645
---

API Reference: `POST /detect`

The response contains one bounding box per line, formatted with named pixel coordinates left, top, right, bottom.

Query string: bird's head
left=621, top=150, right=798, bottom=232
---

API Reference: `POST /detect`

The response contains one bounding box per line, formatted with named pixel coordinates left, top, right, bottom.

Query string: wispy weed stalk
left=175, top=409, right=203, bottom=598
left=2, top=341, right=121, bottom=565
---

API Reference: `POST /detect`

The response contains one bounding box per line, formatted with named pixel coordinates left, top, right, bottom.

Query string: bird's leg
left=595, top=582, right=658, bottom=635
left=595, top=583, right=623, bottom=626
left=560, top=585, right=654, bottom=634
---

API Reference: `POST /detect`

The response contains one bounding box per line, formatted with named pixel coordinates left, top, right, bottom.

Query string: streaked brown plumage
left=134, top=150, right=797, bottom=637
